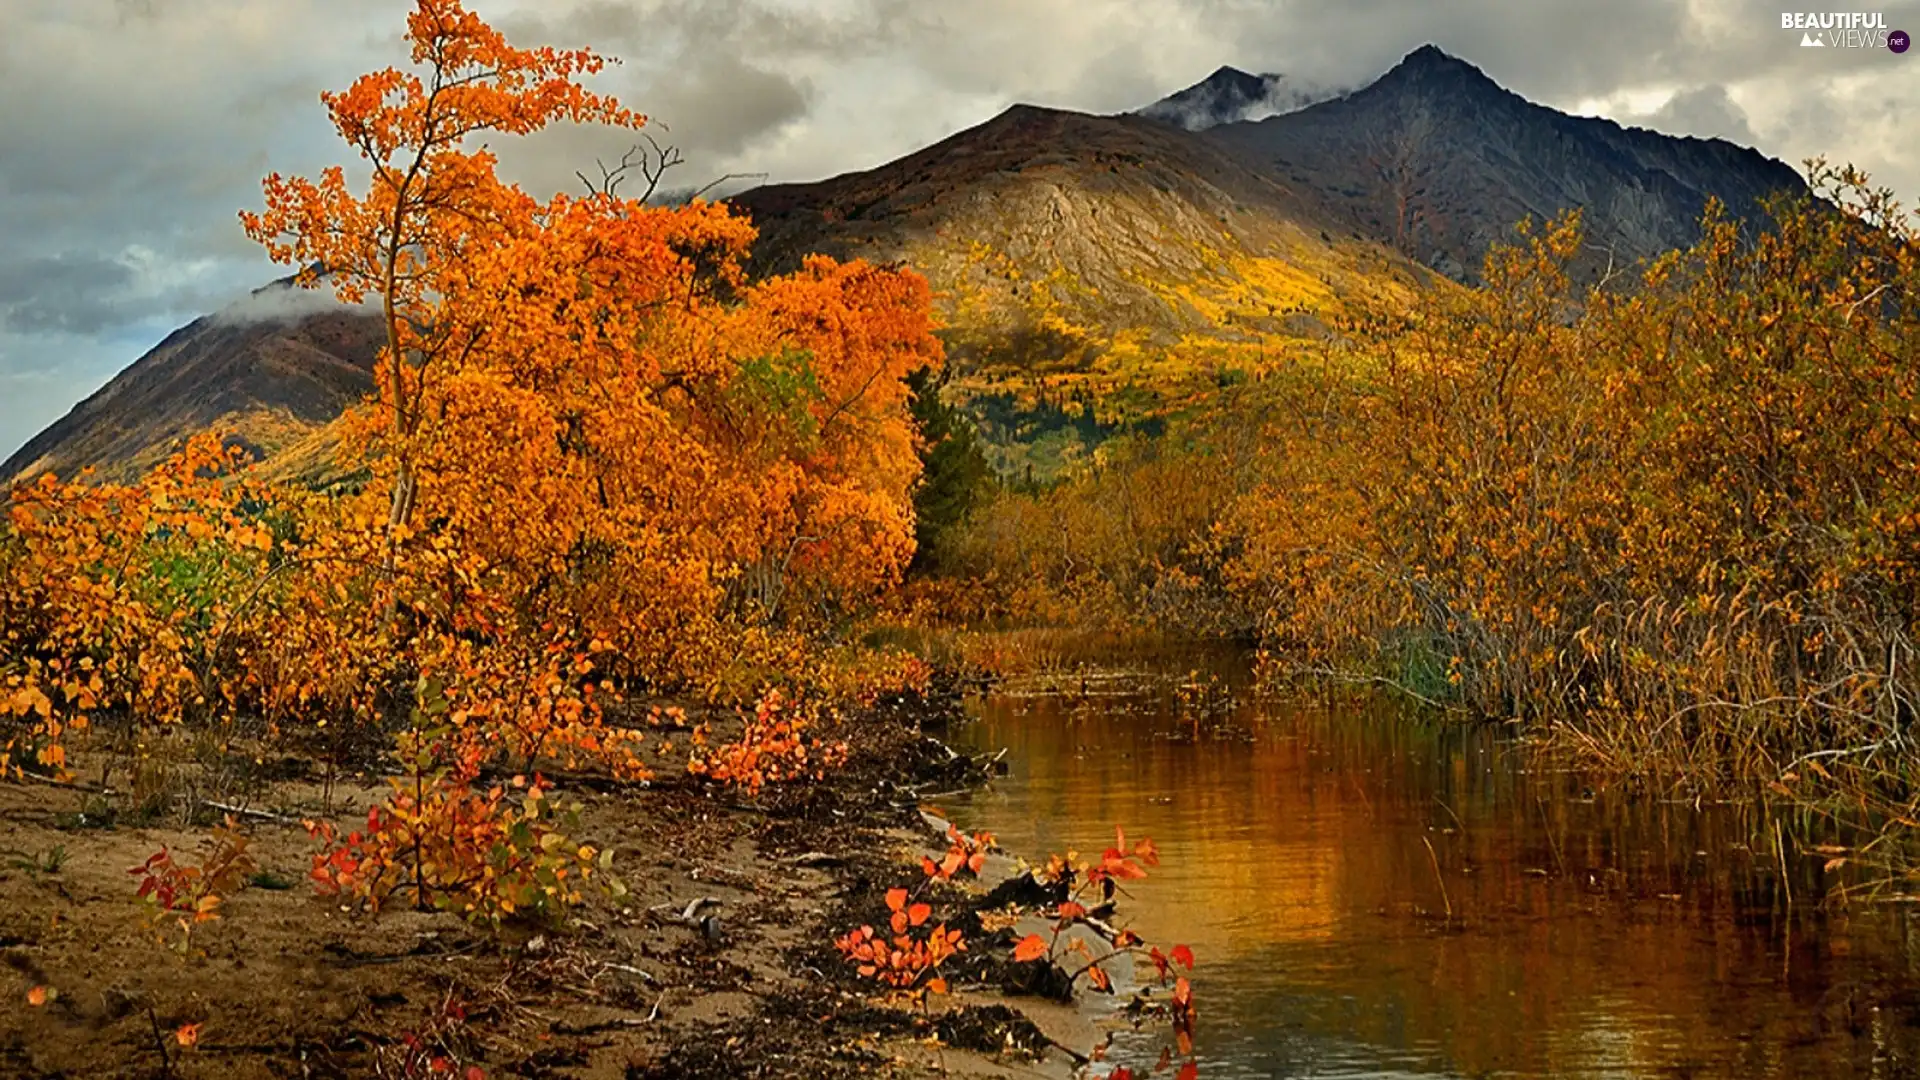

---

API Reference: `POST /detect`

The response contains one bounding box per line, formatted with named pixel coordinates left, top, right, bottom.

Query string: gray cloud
left=3, top=0, right=1918, bottom=459
left=0, top=254, right=136, bottom=335
left=1639, top=85, right=1758, bottom=144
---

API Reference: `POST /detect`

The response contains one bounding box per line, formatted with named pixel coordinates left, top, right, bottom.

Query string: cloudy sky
left=2, top=0, right=1916, bottom=457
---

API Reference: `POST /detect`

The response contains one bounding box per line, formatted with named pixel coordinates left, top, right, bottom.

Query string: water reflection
left=948, top=670, right=1920, bottom=1079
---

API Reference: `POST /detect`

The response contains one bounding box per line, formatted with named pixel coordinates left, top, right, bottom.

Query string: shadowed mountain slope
left=1203, top=45, right=1805, bottom=280
left=2, top=284, right=382, bottom=485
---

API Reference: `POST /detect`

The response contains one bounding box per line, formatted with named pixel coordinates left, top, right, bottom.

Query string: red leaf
left=1176, top=1063, right=1198, bottom=1080
left=1149, top=947, right=1171, bottom=980
left=1013, top=934, right=1049, bottom=963
left=1171, top=944, right=1195, bottom=970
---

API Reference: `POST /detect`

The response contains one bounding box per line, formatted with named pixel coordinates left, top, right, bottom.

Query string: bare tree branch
left=576, top=134, right=688, bottom=202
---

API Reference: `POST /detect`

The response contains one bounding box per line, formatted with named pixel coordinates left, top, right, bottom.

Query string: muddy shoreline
left=0, top=682, right=1101, bottom=1078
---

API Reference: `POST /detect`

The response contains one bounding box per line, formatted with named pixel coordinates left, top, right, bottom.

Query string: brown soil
left=0, top=692, right=1091, bottom=1079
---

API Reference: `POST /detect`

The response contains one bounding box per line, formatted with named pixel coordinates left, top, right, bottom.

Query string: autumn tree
left=240, top=0, right=942, bottom=700
left=239, top=0, right=644, bottom=547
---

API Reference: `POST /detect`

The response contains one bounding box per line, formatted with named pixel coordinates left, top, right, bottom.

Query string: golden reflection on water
left=949, top=676, right=1920, bottom=1079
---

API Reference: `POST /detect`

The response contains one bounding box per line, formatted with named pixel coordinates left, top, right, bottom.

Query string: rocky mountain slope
left=2, top=283, right=381, bottom=485
left=731, top=102, right=1421, bottom=366
left=1202, top=45, right=1805, bottom=281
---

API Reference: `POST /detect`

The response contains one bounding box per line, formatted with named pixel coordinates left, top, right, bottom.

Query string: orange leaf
left=885, top=887, right=907, bottom=913
left=908, top=902, right=931, bottom=928
left=1013, top=934, right=1049, bottom=963
left=26, top=986, right=48, bottom=1007
left=175, top=1022, right=202, bottom=1048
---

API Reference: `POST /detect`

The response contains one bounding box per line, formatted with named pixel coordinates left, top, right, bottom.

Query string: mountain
left=731, top=102, right=1419, bottom=362
left=1134, top=65, right=1336, bottom=131
left=1204, top=45, right=1805, bottom=281
left=2, top=281, right=382, bottom=485
left=5, top=45, right=1810, bottom=484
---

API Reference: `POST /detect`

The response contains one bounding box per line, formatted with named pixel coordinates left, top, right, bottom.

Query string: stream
left=946, top=660, right=1920, bottom=1079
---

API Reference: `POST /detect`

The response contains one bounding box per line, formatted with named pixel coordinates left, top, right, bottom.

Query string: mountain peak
left=1200, top=65, right=1271, bottom=94
left=1375, top=44, right=1498, bottom=90
left=1136, top=65, right=1332, bottom=131
left=1404, top=43, right=1459, bottom=65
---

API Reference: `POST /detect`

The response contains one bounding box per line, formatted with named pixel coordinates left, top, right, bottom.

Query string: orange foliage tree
left=240, top=0, right=940, bottom=695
